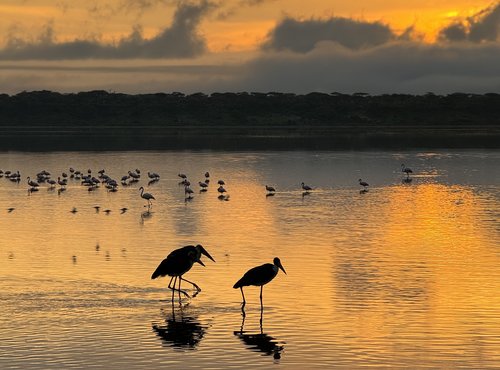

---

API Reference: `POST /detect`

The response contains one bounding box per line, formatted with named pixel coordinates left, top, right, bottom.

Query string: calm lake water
left=0, top=150, right=499, bottom=369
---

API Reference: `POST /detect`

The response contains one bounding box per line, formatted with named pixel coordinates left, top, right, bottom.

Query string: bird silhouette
left=358, top=179, right=369, bottom=190
left=152, top=245, right=215, bottom=300
left=265, top=185, right=276, bottom=192
left=139, top=186, right=155, bottom=207
left=401, top=164, right=413, bottom=178
left=234, top=257, right=286, bottom=312
left=301, top=182, right=312, bottom=191
left=27, top=176, right=39, bottom=188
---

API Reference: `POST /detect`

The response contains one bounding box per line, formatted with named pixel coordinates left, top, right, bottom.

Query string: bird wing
left=152, top=246, right=199, bottom=279
left=151, top=250, right=182, bottom=279
left=151, top=258, right=172, bottom=279
left=233, top=263, right=275, bottom=288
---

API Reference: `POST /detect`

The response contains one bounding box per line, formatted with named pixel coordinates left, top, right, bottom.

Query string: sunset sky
left=1, top=0, right=499, bottom=94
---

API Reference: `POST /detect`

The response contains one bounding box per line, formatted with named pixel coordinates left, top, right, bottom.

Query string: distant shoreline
left=1, top=91, right=499, bottom=150
left=0, top=126, right=497, bottom=151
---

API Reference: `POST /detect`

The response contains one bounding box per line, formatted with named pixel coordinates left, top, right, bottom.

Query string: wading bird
left=151, top=244, right=215, bottom=300
left=358, top=179, right=369, bottom=189
left=233, top=257, right=286, bottom=311
left=184, top=185, right=194, bottom=199
left=27, top=177, right=39, bottom=188
left=401, top=164, right=413, bottom=178
left=57, top=177, right=67, bottom=188
left=265, top=185, right=276, bottom=193
left=301, top=182, right=312, bottom=191
left=139, top=186, right=155, bottom=207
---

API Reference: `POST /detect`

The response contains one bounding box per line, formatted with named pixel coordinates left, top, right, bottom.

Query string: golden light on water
left=0, top=151, right=499, bottom=368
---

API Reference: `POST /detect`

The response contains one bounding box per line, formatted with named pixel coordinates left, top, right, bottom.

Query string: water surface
left=0, top=150, right=499, bottom=369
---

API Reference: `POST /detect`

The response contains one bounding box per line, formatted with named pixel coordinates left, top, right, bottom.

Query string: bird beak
left=200, top=246, right=215, bottom=262
left=196, top=259, right=206, bottom=267
left=277, top=260, right=287, bottom=275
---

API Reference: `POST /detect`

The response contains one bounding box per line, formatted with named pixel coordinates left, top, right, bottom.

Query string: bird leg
left=168, top=276, right=175, bottom=290
left=177, top=275, right=182, bottom=302
left=176, top=275, right=190, bottom=299
left=168, top=276, right=190, bottom=301
left=169, top=276, right=177, bottom=302
left=240, top=287, right=246, bottom=316
left=180, top=277, right=201, bottom=292
left=260, top=286, right=264, bottom=310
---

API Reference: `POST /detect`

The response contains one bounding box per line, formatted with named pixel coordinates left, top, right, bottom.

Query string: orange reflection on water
left=0, top=151, right=499, bottom=369
left=330, top=183, right=499, bottom=366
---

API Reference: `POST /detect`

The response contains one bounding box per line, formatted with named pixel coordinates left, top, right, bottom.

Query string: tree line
left=1, top=90, right=499, bottom=127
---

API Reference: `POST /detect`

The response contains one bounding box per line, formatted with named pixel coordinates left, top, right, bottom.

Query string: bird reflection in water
left=140, top=210, right=153, bottom=225
left=148, top=179, right=159, bottom=186
left=152, top=303, right=206, bottom=350
left=234, top=306, right=284, bottom=361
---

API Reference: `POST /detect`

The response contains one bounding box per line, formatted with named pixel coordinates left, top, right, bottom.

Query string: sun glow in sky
left=0, top=0, right=499, bottom=93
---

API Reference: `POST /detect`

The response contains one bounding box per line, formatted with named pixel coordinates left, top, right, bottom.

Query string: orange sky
left=0, top=0, right=494, bottom=51
left=0, top=1, right=499, bottom=94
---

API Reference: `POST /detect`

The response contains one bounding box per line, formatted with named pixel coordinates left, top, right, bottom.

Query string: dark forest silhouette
left=0, top=91, right=498, bottom=149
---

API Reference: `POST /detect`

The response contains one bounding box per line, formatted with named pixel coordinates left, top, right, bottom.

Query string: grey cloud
left=239, top=0, right=275, bottom=6
left=216, top=0, right=276, bottom=21
left=439, top=23, right=467, bottom=42
left=2, top=41, right=500, bottom=95
left=439, top=3, right=500, bottom=42
left=263, top=17, right=395, bottom=52
left=117, top=0, right=174, bottom=16
left=232, top=42, right=500, bottom=94
left=468, top=3, right=500, bottom=42
left=0, top=1, right=214, bottom=60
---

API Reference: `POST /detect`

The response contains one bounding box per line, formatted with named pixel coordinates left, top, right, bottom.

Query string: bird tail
left=151, top=266, right=162, bottom=280
left=233, top=278, right=244, bottom=289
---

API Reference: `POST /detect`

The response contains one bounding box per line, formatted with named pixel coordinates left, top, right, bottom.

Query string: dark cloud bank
left=1, top=2, right=500, bottom=94
left=218, top=3, right=500, bottom=94
left=0, top=1, right=214, bottom=60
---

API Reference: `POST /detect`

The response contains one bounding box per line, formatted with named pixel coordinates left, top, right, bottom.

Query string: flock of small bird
left=178, top=171, right=231, bottom=201
left=3, top=163, right=415, bottom=309
left=2, top=163, right=415, bottom=214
